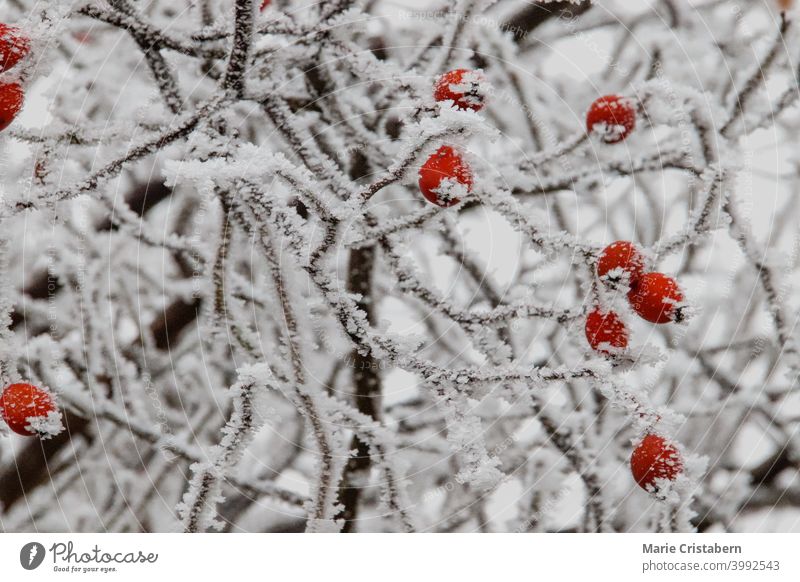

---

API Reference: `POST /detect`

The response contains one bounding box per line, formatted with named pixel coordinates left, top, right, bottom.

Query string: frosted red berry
left=0, top=383, right=57, bottom=437
left=434, top=69, right=486, bottom=112
left=631, top=434, right=683, bottom=492
left=597, top=241, right=645, bottom=288
left=627, top=272, right=685, bottom=324
left=418, top=146, right=472, bottom=208
left=586, top=94, right=636, bottom=144
left=260, top=0, right=272, bottom=10
left=0, top=24, right=30, bottom=72
left=585, top=309, right=628, bottom=354
left=0, top=82, right=24, bottom=132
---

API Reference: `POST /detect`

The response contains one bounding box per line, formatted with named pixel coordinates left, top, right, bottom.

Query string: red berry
left=631, top=434, right=683, bottom=492
left=586, top=94, right=636, bottom=144
left=260, top=0, right=271, bottom=10
left=627, top=272, right=685, bottom=324
left=72, top=30, right=94, bottom=45
left=418, top=146, right=472, bottom=208
left=585, top=309, right=628, bottom=354
left=434, top=69, right=486, bottom=112
left=0, top=81, right=24, bottom=131
left=0, top=24, right=29, bottom=72
left=597, top=241, right=646, bottom=288
left=0, top=383, right=59, bottom=437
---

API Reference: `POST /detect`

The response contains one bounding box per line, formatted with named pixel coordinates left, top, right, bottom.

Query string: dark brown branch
left=502, top=1, right=593, bottom=43
left=336, top=245, right=381, bottom=532
left=150, top=296, right=202, bottom=351
left=223, top=0, right=256, bottom=97
left=751, top=445, right=797, bottom=488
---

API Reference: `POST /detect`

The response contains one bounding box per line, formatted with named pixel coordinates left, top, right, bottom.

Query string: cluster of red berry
left=0, top=23, right=28, bottom=132
left=590, top=242, right=687, bottom=492
left=418, top=69, right=484, bottom=207
left=589, top=241, right=687, bottom=491
left=423, top=74, right=685, bottom=493
left=587, top=241, right=686, bottom=354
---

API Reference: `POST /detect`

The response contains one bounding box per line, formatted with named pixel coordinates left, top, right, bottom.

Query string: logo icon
left=20, top=542, right=46, bottom=570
